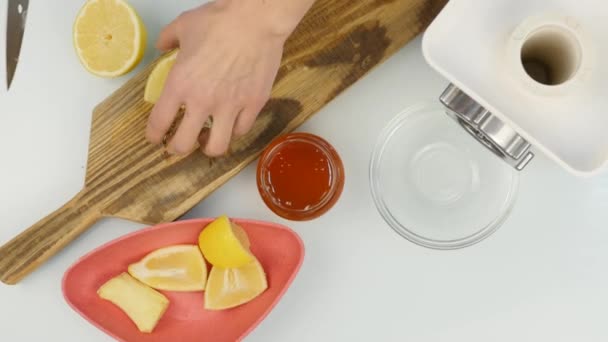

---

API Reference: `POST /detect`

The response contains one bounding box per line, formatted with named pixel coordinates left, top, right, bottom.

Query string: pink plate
left=62, top=218, right=305, bottom=342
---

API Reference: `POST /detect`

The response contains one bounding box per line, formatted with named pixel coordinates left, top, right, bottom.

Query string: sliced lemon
left=204, top=258, right=268, bottom=310
left=232, top=222, right=251, bottom=250
left=128, top=245, right=207, bottom=292
left=198, top=216, right=254, bottom=268
left=98, top=272, right=169, bottom=333
left=144, top=50, right=179, bottom=103
left=73, top=0, right=147, bottom=77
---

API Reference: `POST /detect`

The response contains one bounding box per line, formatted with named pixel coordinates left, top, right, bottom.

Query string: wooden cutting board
left=0, top=0, right=447, bottom=284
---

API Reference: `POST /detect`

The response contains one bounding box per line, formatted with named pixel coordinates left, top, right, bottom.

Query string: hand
left=146, top=1, right=292, bottom=157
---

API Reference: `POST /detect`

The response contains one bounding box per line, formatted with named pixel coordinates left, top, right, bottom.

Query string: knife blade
left=6, top=0, right=29, bottom=90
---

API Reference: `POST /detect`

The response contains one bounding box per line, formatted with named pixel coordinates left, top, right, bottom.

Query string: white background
left=2, top=1, right=608, bottom=341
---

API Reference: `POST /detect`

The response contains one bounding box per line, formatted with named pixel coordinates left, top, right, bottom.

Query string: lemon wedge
left=73, top=0, right=147, bottom=77
left=128, top=245, right=207, bottom=292
left=144, top=50, right=179, bottom=103
left=98, top=272, right=169, bottom=333
left=204, top=258, right=268, bottom=310
left=198, top=216, right=254, bottom=268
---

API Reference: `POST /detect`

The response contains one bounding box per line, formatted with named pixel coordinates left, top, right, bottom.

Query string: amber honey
left=256, top=133, right=344, bottom=221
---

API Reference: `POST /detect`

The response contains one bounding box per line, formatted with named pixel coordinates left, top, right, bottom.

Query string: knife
left=6, top=0, right=29, bottom=90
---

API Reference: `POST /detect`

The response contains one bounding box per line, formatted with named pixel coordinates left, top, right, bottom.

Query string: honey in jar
left=256, top=133, right=345, bottom=221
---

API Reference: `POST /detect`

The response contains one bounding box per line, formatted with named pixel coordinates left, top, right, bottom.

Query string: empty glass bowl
left=369, top=102, right=519, bottom=249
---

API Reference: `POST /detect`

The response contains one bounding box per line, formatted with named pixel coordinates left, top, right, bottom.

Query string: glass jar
left=257, top=133, right=345, bottom=221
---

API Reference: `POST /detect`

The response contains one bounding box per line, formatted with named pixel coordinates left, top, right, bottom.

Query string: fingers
left=198, top=126, right=211, bottom=149
left=146, top=75, right=183, bottom=144
left=167, top=103, right=211, bottom=155
left=203, top=106, right=238, bottom=157
left=149, top=93, right=264, bottom=157
left=156, top=17, right=181, bottom=51
left=233, top=95, right=268, bottom=137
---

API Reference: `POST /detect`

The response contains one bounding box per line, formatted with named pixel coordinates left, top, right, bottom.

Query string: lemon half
left=144, top=50, right=178, bottom=103
left=73, top=0, right=147, bottom=77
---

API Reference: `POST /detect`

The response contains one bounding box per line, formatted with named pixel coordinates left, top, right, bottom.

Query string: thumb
left=156, top=18, right=180, bottom=51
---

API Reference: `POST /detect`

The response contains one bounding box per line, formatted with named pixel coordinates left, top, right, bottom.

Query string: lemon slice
left=98, top=273, right=169, bottom=333
left=128, top=245, right=207, bottom=292
left=204, top=258, right=268, bottom=310
left=144, top=50, right=179, bottom=103
left=73, top=0, right=147, bottom=77
left=198, top=216, right=254, bottom=268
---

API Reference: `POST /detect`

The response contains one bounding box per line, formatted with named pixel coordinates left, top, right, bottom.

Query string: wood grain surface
left=0, top=0, right=447, bottom=284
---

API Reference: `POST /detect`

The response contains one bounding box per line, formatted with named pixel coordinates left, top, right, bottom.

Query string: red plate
left=62, top=218, right=305, bottom=342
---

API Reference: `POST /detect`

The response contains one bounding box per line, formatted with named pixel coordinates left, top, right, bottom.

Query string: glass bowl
left=369, top=102, right=519, bottom=249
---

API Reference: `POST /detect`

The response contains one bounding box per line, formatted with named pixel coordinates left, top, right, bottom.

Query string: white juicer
left=422, top=0, right=608, bottom=177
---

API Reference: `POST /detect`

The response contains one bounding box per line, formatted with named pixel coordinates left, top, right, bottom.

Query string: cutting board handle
left=0, top=190, right=100, bottom=285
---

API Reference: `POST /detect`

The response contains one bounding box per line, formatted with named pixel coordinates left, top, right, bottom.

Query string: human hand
left=146, top=0, right=297, bottom=156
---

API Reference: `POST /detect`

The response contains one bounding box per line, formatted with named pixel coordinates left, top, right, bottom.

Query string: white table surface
left=2, top=1, right=608, bottom=341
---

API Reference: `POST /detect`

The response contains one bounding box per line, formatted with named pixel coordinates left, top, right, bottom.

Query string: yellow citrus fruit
left=144, top=50, right=179, bottom=103
left=198, top=216, right=254, bottom=268
left=97, top=272, right=169, bottom=333
left=128, top=245, right=207, bottom=292
left=204, top=258, right=268, bottom=310
left=73, top=0, right=147, bottom=77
